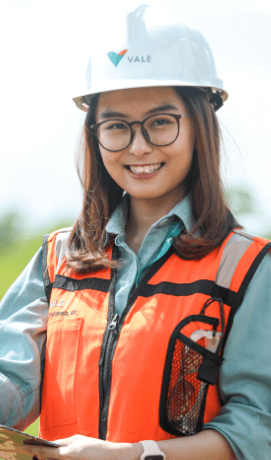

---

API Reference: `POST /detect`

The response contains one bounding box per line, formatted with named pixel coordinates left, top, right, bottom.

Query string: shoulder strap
left=215, top=229, right=271, bottom=353
left=221, top=229, right=271, bottom=307
left=215, top=231, right=251, bottom=290
left=41, top=228, right=72, bottom=304
left=216, top=229, right=271, bottom=302
left=42, top=234, right=53, bottom=304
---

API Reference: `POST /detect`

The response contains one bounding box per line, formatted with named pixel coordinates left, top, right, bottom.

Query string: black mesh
left=165, top=336, right=207, bottom=435
left=159, top=313, right=224, bottom=437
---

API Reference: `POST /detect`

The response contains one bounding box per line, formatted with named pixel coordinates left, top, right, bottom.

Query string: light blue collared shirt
left=0, top=194, right=271, bottom=460
left=106, top=193, right=195, bottom=315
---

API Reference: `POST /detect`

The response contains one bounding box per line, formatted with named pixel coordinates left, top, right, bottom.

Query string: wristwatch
left=139, top=440, right=166, bottom=460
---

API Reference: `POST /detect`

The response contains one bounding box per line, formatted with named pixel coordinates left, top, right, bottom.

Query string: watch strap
left=139, top=440, right=166, bottom=460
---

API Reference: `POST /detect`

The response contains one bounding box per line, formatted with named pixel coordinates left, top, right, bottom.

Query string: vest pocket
left=159, top=313, right=224, bottom=436
left=40, top=317, right=83, bottom=427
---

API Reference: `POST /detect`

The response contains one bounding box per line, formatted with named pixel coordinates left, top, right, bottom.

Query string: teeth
left=129, top=163, right=162, bottom=174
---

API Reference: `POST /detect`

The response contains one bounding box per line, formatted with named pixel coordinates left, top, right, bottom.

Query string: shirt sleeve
left=0, top=247, right=48, bottom=430
left=203, top=252, right=271, bottom=460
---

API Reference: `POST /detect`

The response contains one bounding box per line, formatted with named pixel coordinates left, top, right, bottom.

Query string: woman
left=0, top=5, right=270, bottom=460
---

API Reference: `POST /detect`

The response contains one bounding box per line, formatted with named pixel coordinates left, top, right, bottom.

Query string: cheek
left=100, top=150, right=114, bottom=170
left=166, top=147, right=194, bottom=187
left=167, top=141, right=194, bottom=170
left=100, top=151, right=123, bottom=181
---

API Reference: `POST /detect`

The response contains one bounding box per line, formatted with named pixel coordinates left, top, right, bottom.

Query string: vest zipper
left=102, top=314, right=119, bottom=392
left=98, top=247, right=175, bottom=440
left=98, top=313, right=120, bottom=439
left=98, top=274, right=162, bottom=439
left=98, top=293, right=143, bottom=439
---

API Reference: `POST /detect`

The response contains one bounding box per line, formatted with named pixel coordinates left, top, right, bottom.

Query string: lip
left=125, top=163, right=162, bottom=167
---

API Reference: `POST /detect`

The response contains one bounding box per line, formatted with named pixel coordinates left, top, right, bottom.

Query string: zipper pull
left=98, top=314, right=120, bottom=366
left=108, top=314, right=119, bottom=330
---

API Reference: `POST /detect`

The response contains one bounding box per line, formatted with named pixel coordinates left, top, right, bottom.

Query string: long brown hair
left=66, top=87, right=241, bottom=273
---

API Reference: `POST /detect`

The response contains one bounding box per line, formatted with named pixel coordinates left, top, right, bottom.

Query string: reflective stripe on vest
left=39, top=228, right=271, bottom=442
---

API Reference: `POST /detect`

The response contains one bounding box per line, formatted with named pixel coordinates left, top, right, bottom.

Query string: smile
left=126, top=163, right=163, bottom=174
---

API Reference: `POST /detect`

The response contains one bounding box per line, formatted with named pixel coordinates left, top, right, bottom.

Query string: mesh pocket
left=165, top=337, right=208, bottom=435
left=160, top=314, right=224, bottom=436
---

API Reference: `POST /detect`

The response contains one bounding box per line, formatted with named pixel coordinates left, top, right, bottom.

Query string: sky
left=1, top=0, right=271, bottom=235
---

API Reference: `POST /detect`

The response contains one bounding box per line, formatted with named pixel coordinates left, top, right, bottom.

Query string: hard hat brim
left=72, top=79, right=228, bottom=112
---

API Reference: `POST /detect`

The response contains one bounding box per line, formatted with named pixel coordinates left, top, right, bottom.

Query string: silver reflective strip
left=55, top=228, right=72, bottom=271
left=216, top=233, right=252, bottom=289
left=233, top=228, right=256, bottom=240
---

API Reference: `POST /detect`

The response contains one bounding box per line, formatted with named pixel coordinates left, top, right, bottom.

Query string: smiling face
left=95, top=86, right=196, bottom=208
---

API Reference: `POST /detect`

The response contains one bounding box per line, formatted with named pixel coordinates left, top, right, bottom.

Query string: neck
left=126, top=192, right=185, bottom=236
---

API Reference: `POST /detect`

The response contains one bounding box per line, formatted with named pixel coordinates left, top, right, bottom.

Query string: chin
left=127, top=190, right=167, bottom=200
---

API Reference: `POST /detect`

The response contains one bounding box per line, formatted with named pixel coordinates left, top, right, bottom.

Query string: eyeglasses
left=88, top=113, right=191, bottom=152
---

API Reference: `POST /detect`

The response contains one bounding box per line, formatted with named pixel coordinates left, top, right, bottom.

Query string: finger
left=51, top=438, right=72, bottom=446
left=26, top=445, right=61, bottom=460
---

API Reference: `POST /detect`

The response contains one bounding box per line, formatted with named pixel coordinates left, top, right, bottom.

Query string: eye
left=154, top=118, right=170, bottom=125
left=105, top=121, right=128, bottom=131
left=151, top=116, right=175, bottom=127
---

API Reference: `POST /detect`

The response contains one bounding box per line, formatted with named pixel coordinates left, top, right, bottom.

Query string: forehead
left=96, top=86, right=187, bottom=118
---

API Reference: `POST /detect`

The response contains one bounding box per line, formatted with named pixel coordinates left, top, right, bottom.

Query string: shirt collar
left=105, top=192, right=196, bottom=238
left=106, top=193, right=130, bottom=236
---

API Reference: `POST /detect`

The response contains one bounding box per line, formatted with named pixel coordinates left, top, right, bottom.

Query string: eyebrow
left=99, top=104, right=179, bottom=120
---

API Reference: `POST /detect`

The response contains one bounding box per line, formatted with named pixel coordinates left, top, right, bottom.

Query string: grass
left=0, top=221, right=72, bottom=300
left=24, top=418, right=40, bottom=437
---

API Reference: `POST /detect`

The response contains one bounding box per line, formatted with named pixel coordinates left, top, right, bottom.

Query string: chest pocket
left=159, top=298, right=224, bottom=436
left=41, top=317, right=83, bottom=427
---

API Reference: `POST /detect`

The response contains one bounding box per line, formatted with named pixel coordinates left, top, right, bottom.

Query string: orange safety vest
left=39, top=228, right=271, bottom=442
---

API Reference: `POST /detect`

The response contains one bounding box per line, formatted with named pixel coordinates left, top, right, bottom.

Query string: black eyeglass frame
left=88, top=113, right=191, bottom=152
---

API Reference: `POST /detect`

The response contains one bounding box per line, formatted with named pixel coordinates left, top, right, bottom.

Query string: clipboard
left=0, top=425, right=60, bottom=460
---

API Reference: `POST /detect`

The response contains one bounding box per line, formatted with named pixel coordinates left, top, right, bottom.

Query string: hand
left=23, top=435, right=128, bottom=460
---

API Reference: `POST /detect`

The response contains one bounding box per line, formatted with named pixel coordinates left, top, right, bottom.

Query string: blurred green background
left=0, top=185, right=270, bottom=437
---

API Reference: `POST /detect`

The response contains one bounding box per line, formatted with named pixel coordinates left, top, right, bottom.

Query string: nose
left=128, top=124, right=153, bottom=156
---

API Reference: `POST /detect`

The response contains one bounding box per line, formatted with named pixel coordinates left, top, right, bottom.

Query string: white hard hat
left=73, top=4, right=228, bottom=112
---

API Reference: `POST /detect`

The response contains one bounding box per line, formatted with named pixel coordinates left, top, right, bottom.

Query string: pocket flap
left=197, top=354, right=223, bottom=385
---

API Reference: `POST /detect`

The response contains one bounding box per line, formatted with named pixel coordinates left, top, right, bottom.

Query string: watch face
left=145, top=456, right=164, bottom=460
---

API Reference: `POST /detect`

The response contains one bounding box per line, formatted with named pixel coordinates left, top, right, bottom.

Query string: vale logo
left=107, top=49, right=128, bottom=67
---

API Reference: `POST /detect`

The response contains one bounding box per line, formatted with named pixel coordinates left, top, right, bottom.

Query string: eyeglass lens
left=97, top=114, right=179, bottom=151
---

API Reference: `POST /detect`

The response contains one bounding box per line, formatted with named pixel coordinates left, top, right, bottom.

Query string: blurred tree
left=224, top=185, right=255, bottom=216
left=0, top=212, right=22, bottom=254
left=224, top=186, right=271, bottom=239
